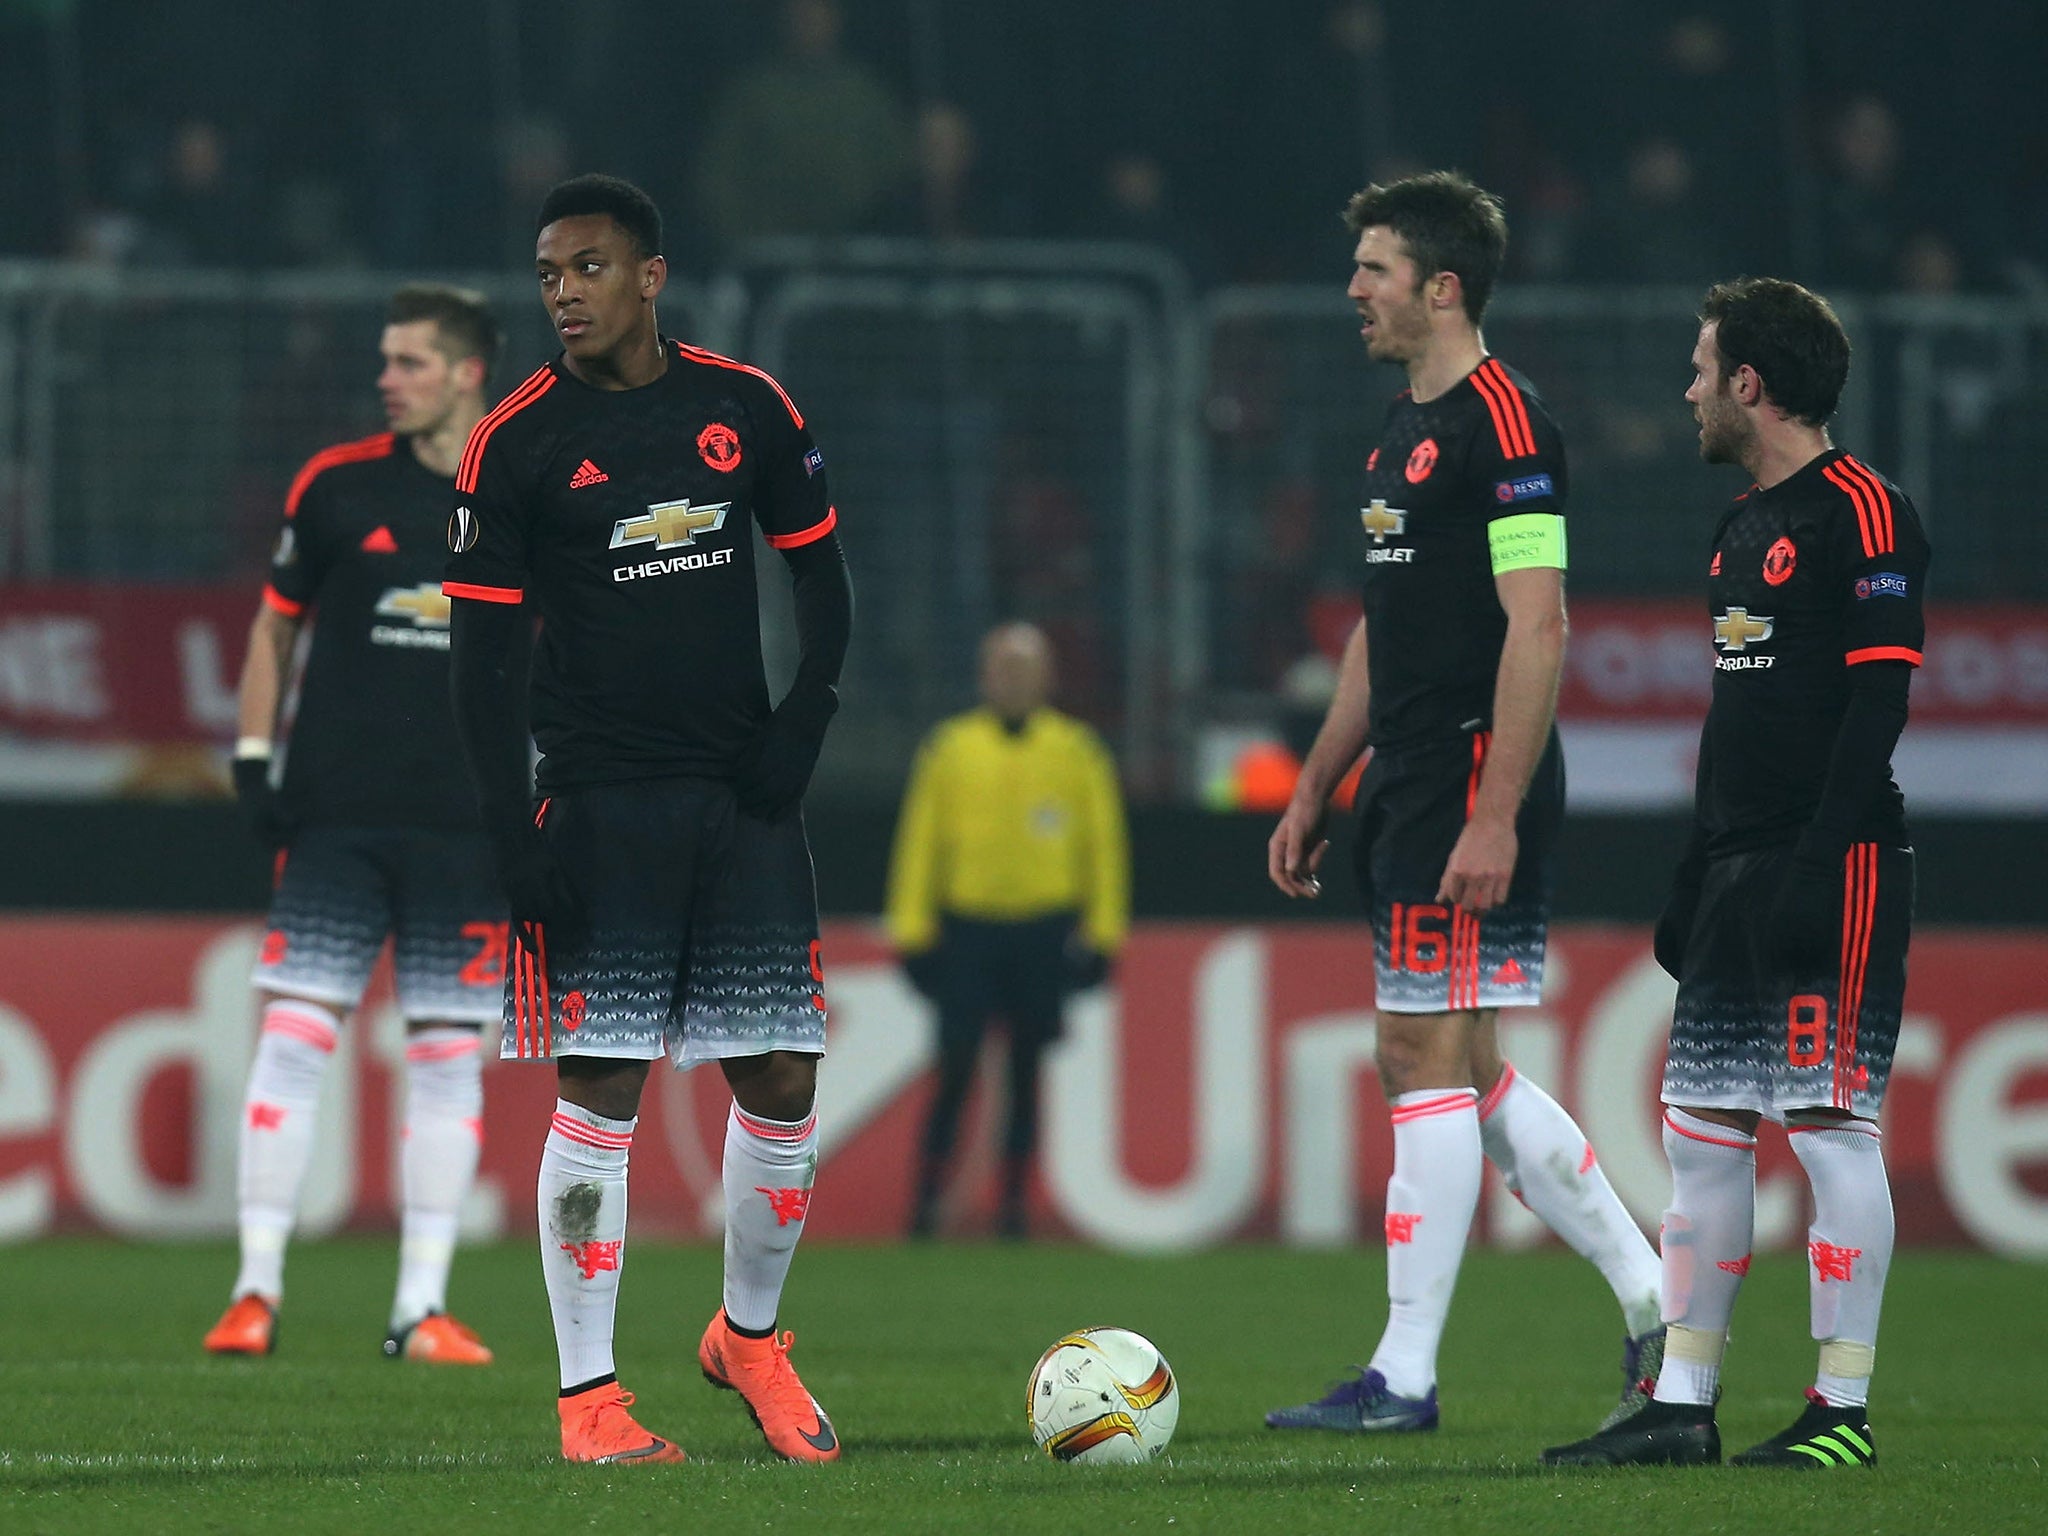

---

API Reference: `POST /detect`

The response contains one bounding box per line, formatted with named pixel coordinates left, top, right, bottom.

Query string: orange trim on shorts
left=1834, top=843, right=1879, bottom=1109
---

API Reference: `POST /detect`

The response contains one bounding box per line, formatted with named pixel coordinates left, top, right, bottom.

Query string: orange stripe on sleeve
left=1483, top=360, right=1537, bottom=457
left=1845, top=645, right=1921, bottom=666
left=1468, top=364, right=1524, bottom=459
left=457, top=366, right=556, bottom=494
left=673, top=341, right=805, bottom=428
left=1839, top=458, right=1895, bottom=553
left=1823, top=463, right=1881, bottom=558
left=764, top=506, right=838, bottom=549
left=261, top=584, right=304, bottom=617
left=283, top=433, right=395, bottom=517
left=444, top=581, right=525, bottom=604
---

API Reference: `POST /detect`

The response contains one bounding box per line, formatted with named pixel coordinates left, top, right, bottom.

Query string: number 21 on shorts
left=1787, top=994, right=1828, bottom=1067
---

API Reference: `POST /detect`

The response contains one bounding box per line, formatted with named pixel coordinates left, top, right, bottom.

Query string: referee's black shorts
left=929, top=913, right=1075, bottom=1047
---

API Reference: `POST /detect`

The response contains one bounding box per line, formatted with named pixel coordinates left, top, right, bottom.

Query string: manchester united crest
left=1405, top=437, right=1439, bottom=485
left=697, top=422, right=742, bottom=473
left=1762, top=535, right=1797, bottom=586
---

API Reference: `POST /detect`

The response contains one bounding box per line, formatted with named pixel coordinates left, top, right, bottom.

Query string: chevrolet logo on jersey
left=1361, top=500, right=1414, bottom=564
left=375, top=584, right=452, bottom=627
left=1713, top=607, right=1776, bottom=669
left=610, top=498, right=732, bottom=551
left=1360, top=499, right=1407, bottom=544
left=371, top=583, right=453, bottom=649
left=1713, top=608, right=1773, bottom=650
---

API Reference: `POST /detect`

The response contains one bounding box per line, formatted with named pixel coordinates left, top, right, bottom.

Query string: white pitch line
left=0, top=1451, right=532, bottom=1473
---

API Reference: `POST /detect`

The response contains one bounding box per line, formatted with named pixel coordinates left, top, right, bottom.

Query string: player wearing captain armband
left=1264, top=172, right=1665, bottom=1450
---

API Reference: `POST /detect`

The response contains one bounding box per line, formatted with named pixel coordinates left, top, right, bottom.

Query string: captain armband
left=1487, top=512, right=1568, bottom=575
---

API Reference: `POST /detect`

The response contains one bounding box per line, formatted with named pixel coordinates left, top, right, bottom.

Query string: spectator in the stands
left=695, top=0, right=914, bottom=253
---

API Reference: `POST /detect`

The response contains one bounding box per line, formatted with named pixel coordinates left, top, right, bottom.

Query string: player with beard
left=206, top=285, right=505, bottom=1366
left=1263, top=172, right=1665, bottom=1441
left=444, top=175, right=852, bottom=1465
left=1544, top=278, right=1927, bottom=1469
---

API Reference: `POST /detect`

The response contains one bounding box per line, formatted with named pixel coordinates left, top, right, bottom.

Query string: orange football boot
left=698, top=1310, right=841, bottom=1462
left=385, top=1313, right=494, bottom=1365
left=558, top=1381, right=686, bottom=1465
left=203, top=1295, right=277, bottom=1356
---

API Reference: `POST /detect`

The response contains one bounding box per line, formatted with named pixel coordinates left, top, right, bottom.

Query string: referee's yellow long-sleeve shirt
left=884, top=706, right=1131, bottom=956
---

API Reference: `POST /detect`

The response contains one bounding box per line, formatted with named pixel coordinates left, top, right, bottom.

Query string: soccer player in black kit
left=1264, top=173, right=1664, bottom=1438
left=206, top=285, right=505, bottom=1366
left=1546, top=279, right=1927, bottom=1469
left=444, top=176, right=852, bottom=1465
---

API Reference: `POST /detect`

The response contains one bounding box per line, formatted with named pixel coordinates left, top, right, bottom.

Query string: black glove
left=735, top=677, right=838, bottom=820
left=901, top=948, right=946, bottom=999
left=1064, top=941, right=1113, bottom=992
left=1767, top=846, right=1843, bottom=977
left=231, top=755, right=293, bottom=849
left=487, top=820, right=583, bottom=950
left=1652, top=874, right=1701, bottom=982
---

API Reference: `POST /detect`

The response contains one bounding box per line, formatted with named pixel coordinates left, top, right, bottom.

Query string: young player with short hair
left=446, top=175, right=853, bottom=1465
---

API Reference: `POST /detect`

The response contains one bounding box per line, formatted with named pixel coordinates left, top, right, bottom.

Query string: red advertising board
left=2, top=918, right=2043, bottom=1256
left=1305, top=594, right=2048, bottom=725
left=0, top=584, right=251, bottom=741
left=1556, top=600, right=2048, bottom=724
left=6, top=587, right=2048, bottom=745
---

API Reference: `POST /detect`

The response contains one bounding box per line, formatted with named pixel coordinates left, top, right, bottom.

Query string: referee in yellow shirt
left=886, top=623, right=1130, bottom=1238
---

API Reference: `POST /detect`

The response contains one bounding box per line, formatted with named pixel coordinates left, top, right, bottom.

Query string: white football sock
left=1367, top=1088, right=1481, bottom=1398
left=232, top=998, right=339, bottom=1302
left=391, top=1028, right=484, bottom=1330
left=1653, top=1108, right=1756, bottom=1407
left=722, top=1100, right=819, bottom=1334
left=1478, top=1062, right=1663, bottom=1337
left=539, top=1099, right=634, bottom=1392
left=1789, top=1115, right=1893, bottom=1409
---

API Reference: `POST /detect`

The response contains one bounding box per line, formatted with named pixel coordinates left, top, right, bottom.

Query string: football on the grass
left=1026, top=1326, right=1179, bottom=1463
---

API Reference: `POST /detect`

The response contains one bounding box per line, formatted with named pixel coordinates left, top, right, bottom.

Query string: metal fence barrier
left=1, top=253, right=2044, bottom=798
left=0, top=265, right=710, bottom=582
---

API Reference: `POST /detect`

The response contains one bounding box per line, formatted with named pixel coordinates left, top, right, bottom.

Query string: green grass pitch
left=0, top=1240, right=2039, bottom=1534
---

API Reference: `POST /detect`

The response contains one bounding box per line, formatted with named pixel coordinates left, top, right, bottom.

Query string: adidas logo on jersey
left=360, top=525, right=398, bottom=553
left=570, top=459, right=609, bottom=488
